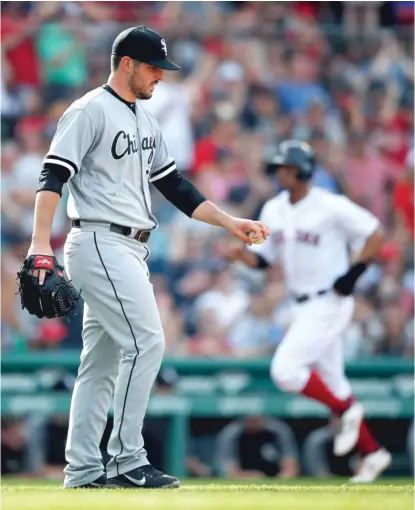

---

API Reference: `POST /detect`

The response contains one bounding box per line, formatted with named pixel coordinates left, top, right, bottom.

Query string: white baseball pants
left=271, top=291, right=355, bottom=400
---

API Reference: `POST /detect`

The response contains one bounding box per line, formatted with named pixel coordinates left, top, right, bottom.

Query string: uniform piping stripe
left=114, top=353, right=137, bottom=475
left=143, top=244, right=150, bottom=263
left=44, top=158, right=75, bottom=178
left=149, top=165, right=176, bottom=183
left=150, top=160, right=175, bottom=179
left=93, top=232, right=139, bottom=475
left=45, top=154, right=78, bottom=175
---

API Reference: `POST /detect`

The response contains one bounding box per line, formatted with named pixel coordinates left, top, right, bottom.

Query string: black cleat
left=107, top=464, right=180, bottom=489
left=70, top=473, right=107, bottom=489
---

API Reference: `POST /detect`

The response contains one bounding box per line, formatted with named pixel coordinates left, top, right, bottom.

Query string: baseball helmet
left=267, top=140, right=315, bottom=181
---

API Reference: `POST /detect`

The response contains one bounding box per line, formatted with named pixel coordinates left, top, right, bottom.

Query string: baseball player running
left=24, top=25, right=269, bottom=489
left=227, top=140, right=392, bottom=483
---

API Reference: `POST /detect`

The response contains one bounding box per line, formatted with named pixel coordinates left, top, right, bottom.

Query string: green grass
left=2, top=478, right=413, bottom=510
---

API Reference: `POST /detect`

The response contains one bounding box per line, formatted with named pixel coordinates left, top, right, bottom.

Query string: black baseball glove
left=17, top=255, right=80, bottom=319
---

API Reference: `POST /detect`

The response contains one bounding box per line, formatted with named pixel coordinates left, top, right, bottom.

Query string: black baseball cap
left=111, top=25, right=180, bottom=71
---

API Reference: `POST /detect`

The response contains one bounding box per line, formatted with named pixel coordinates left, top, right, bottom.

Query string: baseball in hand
left=249, top=231, right=265, bottom=244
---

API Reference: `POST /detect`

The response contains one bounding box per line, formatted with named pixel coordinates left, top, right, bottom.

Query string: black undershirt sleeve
left=152, top=169, right=207, bottom=217
left=37, top=162, right=71, bottom=196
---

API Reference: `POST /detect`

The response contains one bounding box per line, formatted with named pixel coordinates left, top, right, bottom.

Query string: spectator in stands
left=195, top=269, right=250, bottom=328
left=215, top=416, right=299, bottom=478
left=143, top=70, right=195, bottom=174
left=240, top=85, right=280, bottom=158
left=154, top=283, right=189, bottom=356
left=186, top=425, right=216, bottom=478
left=308, top=130, right=342, bottom=193
left=344, top=296, right=384, bottom=359
left=6, top=127, right=45, bottom=240
left=378, top=298, right=412, bottom=356
left=276, top=51, right=329, bottom=116
left=1, top=2, right=41, bottom=89
left=1, top=140, right=22, bottom=242
left=191, top=117, right=242, bottom=176
left=343, top=131, right=389, bottom=222
left=143, top=53, right=217, bottom=174
left=193, top=268, right=250, bottom=355
left=302, top=419, right=357, bottom=478
left=1, top=417, right=32, bottom=477
left=36, top=2, right=88, bottom=101
left=293, top=97, right=346, bottom=148
left=393, top=147, right=414, bottom=240
left=226, top=290, right=284, bottom=358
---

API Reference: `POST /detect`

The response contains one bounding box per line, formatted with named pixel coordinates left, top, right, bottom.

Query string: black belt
left=294, top=289, right=328, bottom=303
left=72, top=220, right=151, bottom=243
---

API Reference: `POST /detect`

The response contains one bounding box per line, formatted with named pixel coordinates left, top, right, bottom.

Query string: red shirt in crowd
left=370, top=111, right=412, bottom=173
left=393, top=176, right=414, bottom=238
left=191, top=136, right=218, bottom=173
left=1, top=14, right=40, bottom=87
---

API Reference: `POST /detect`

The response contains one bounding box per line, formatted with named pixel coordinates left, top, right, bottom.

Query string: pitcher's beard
left=132, top=88, right=152, bottom=100
left=128, top=78, right=152, bottom=100
left=137, top=92, right=152, bottom=100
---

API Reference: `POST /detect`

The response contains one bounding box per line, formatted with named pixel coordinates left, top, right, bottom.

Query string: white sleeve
left=248, top=201, right=280, bottom=265
left=333, top=196, right=380, bottom=242
left=43, top=108, right=96, bottom=179
left=149, top=122, right=176, bottom=183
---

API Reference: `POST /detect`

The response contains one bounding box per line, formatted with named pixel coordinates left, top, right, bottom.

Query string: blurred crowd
left=1, top=1, right=414, bottom=359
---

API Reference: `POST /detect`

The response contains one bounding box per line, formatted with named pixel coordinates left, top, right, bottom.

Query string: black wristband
left=333, top=262, right=367, bottom=296
left=346, top=262, right=368, bottom=283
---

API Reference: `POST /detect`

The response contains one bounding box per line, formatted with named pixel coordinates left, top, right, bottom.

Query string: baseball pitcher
left=19, top=26, right=269, bottom=489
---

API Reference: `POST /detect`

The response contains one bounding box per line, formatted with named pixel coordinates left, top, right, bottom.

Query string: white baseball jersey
left=43, top=86, right=176, bottom=230
left=250, top=187, right=380, bottom=296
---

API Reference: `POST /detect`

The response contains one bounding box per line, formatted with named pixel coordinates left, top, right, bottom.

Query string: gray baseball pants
left=62, top=222, right=164, bottom=488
